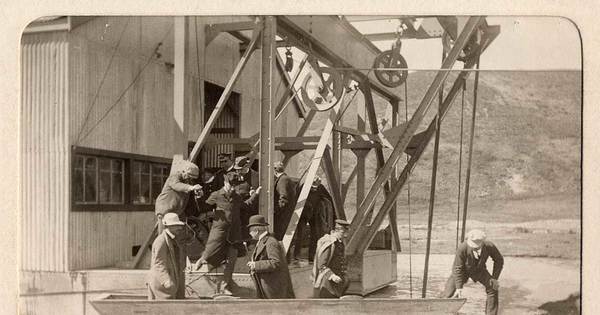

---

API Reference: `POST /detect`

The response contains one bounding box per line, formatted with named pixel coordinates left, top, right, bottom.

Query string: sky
left=350, top=16, right=582, bottom=71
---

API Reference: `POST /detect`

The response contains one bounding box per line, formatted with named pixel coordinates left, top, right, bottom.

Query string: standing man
left=232, top=156, right=260, bottom=237
left=194, top=171, right=261, bottom=295
left=147, top=213, right=187, bottom=300
left=312, top=219, right=350, bottom=298
left=246, top=214, right=295, bottom=299
left=442, top=229, right=504, bottom=315
left=155, top=161, right=202, bottom=232
left=273, top=161, right=297, bottom=240
left=214, top=152, right=235, bottom=189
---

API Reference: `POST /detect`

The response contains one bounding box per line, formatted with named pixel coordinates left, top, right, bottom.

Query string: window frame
left=71, top=146, right=172, bottom=212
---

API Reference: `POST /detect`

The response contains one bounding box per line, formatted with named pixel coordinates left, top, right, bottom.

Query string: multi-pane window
left=73, top=155, right=124, bottom=204
left=132, top=161, right=170, bottom=205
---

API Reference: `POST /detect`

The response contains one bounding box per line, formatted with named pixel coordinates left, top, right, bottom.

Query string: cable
left=76, top=18, right=131, bottom=144
left=404, top=79, right=413, bottom=299
left=79, top=24, right=174, bottom=143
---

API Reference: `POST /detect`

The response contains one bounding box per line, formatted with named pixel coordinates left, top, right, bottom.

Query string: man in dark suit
left=147, top=213, right=187, bottom=300
left=312, top=219, right=350, bottom=298
left=194, top=171, right=261, bottom=295
left=155, top=161, right=202, bottom=233
left=273, top=161, right=297, bottom=240
left=214, top=152, right=235, bottom=190
left=442, top=229, right=504, bottom=315
left=246, top=215, right=295, bottom=299
left=232, top=156, right=260, bottom=237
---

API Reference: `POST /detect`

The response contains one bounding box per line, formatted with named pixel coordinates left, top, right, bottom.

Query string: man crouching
left=147, top=213, right=187, bottom=299
left=246, top=214, right=295, bottom=299
left=312, top=219, right=351, bottom=298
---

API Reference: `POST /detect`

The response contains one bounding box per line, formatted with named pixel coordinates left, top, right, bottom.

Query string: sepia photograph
left=16, top=14, right=581, bottom=314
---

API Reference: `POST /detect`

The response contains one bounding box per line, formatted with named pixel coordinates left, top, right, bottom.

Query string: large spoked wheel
left=373, top=50, right=408, bottom=88
left=300, top=67, right=345, bottom=111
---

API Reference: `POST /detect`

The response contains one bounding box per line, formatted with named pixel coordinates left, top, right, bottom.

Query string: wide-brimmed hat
left=162, top=213, right=185, bottom=226
left=247, top=215, right=269, bottom=227
left=233, top=156, right=250, bottom=170
left=466, top=229, right=486, bottom=248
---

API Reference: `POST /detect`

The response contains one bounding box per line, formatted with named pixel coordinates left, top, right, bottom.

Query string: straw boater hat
left=162, top=213, right=185, bottom=227
left=247, top=215, right=269, bottom=228
left=233, top=156, right=250, bottom=170
left=466, top=229, right=486, bottom=248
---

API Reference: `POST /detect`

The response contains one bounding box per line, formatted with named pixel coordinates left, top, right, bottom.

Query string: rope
left=79, top=24, right=174, bottom=143
left=404, top=79, right=413, bottom=299
left=75, top=18, right=130, bottom=144
left=456, top=78, right=466, bottom=248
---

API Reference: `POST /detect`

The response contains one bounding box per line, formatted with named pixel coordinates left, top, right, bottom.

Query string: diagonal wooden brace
left=346, top=16, right=484, bottom=252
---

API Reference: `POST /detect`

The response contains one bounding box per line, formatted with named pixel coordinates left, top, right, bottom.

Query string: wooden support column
left=390, top=99, right=401, bottom=252
left=322, top=147, right=346, bottom=220
left=259, top=16, right=277, bottom=229
left=174, top=16, right=189, bottom=157
left=189, top=22, right=262, bottom=161
left=346, top=16, right=483, bottom=254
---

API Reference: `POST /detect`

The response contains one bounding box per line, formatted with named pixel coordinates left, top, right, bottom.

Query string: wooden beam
left=333, top=125, right=393, bottom=149
left=174, top=17, right=189, bottom=158
left=132, top=223, right=158, bottom=269
left=349, top=58, right=480, bottom=255
left=363, top=31, right=442, bottom=41
left=342, top=165, right=358, bottom=200
left=322, top=147, right=346, bottom=220
left=281, top=93, right=353, bottom=253
left=346, top=17, right=483, bottom=253
left=259, top=16, right=277, bottom=228
left=189, top=23, right=262, bottom=162
left=275, top=53, right=308, bottom=118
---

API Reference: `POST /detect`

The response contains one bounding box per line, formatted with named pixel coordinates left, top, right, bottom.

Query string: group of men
left=146, top=153, right=504, bottom=315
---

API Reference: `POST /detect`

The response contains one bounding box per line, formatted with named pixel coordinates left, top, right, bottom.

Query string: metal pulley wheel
left=442, top=30, right=482, bottom=62
left=373, top=50, right=408, bottom=88
left=300, top=66, right=345, bottom=111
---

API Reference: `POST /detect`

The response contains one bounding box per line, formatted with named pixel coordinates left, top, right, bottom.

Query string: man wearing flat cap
left=147, top=213, right=187, bottom=300
left=442, top=229, right=504, bottom=315
left=312, top=219, right=351, bottom=298
left=155, top=160, right=202, bottom=233
left=246, top=215, right=295, bottom=299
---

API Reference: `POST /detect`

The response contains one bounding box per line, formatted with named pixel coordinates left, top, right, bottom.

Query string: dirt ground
left=371, top=254, right=580, bottom=314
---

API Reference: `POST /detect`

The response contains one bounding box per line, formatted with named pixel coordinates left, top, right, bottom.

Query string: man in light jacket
left=147, top=213, right=187, bottom=300
left=246, top=214, right=295, bottom=299
left=442, top=229, right=504, bottom=315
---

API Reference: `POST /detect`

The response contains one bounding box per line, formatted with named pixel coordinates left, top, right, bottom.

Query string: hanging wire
left=456, top=78, right=466, bottom=248
left=404, top=79, right=413, bottom=299
left=79, top=24, right=174, bottom=143
left=76, top=18, right=131, bottom=144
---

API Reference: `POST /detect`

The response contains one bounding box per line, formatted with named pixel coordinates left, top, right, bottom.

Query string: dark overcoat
left=147, top=231, right=186, bottom=299
left=252, top=234, right=295, bottom=299
left=273, top=173, right=297, bottom=240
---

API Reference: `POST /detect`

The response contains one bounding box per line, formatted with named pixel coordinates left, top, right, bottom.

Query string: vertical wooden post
left=174, top=16, right=189, bottom=158
left=259, top=16, right=277, bottom=230
left=356, top=93, right=367, bottom=222
left=390, top=99, right=400, bottom=252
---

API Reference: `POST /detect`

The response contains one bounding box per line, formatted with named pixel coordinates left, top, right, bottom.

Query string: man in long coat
left=312, top=219, right=350, bottom=298
left=194, top=171, right=260, bottom=295
left=147, top=213, right=187, bottom=300
left=273, top=161, right=297, bottom=240
left=442, top=229, right=504, bottom=315
left=155, top=161, right=202, bottom=232
left=246, top=215, right=295, bottom=299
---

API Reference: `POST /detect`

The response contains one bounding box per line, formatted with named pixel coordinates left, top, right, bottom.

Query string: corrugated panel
left=21, top=33, right=70, bottom=272
left=69, top=211, right=154, bottom=269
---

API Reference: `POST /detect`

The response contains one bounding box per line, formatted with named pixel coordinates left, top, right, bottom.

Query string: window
left=72, top=146, right=172, bottom=211
left=132, top=161, right=170, bottom=205
left=73, top=155, right=124, bottom=204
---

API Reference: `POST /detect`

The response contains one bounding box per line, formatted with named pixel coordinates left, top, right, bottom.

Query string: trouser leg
left=308, top=219, right=319, bottom=262
left=223, top=246, right=238, bottom=288
left=478, top=271, right=499, bottom=315
left=293, top=218, right=306, bottom=259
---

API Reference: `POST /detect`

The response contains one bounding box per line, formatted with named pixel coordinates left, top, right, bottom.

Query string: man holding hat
left=442, top=229, right=504, bottom=315
left=155, top=160, right=202, bottom=233
left=246, top=214, right=295, bottom=299
left=147, top=213, right=187, bottom=300
left=273, top=161, right=297, bottom=240
left=312, top=219, right=351, bottom=298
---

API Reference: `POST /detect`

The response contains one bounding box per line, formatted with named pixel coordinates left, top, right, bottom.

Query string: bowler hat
left=247, top=215, right=269, bottom=227
left=162, top=213, right=185, bottom=226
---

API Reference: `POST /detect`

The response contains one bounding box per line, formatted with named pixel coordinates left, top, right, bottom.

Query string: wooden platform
left=91, top=294, right=467, bottom=315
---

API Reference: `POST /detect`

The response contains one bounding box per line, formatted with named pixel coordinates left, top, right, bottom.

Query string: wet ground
left=371, top=254, right=580, bottom=314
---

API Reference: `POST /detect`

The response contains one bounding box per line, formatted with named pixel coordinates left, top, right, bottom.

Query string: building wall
left=21, top=32, right=71, bottom=272
left=63, top=16, right=301, bottom=269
